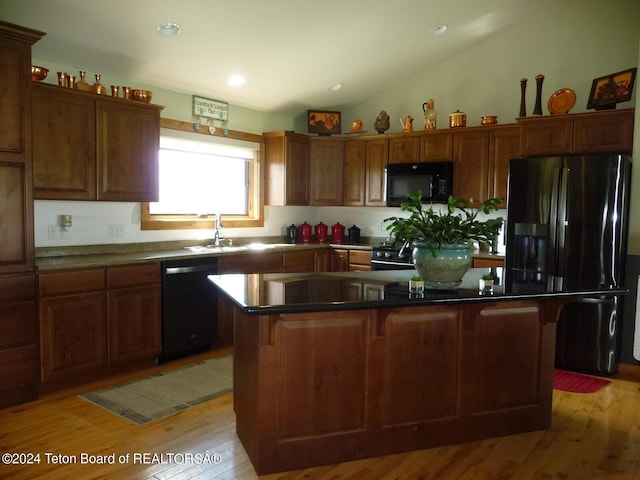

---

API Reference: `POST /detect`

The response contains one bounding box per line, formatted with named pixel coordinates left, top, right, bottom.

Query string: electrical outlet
left=59, top=229, right=69, bottom=240
left=47, top=225, right=58, bottom=240
left=376, top=222, right=383, bottom=232
left=108, top=224, right=125, bottom=237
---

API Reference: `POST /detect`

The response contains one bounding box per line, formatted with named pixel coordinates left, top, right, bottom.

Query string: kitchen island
left=209, top=269, right=624, bottom=475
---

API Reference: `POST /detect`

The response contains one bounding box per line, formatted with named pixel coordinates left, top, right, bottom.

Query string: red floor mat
left=553, top=369, right=610, bottom=393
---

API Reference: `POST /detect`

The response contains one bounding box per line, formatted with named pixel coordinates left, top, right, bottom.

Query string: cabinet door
left=283, top=250, right=316, bottom=273
left=0, top=37, right=29, bottom=154
left=97, top=101, right=160, bottom=201
left=519, top=117, right=572, bottom=156
left=32, top=85, right=96, bottom=200
left=107, top=285, right=161, bottom=364
left=388, top=136, right=420, bottom=164
left=40, top=292, right=107, bottom=382
left=284, top=135, right=310, bottom=205
left=348, top=250, right=372, bottom=271
left=572, top=110, right=634, bottom=154
left=0, top=163, right=32, bottom=272
left=365, top=138, right=388, bottom=206
left=343, top=139, right=366, bottom=206
left=489, top=126, right=520, bottom=208
left=331, top=249, right=349, bottom=272
left=453, top=131, right=490, bottom=206
left=309, top=138, right=344, bottom=205
left=421, top=131, right=453, bottom=162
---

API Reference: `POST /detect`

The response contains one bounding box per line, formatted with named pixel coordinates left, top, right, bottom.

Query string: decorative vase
left=533, top=74, right=544, bottom=116
left=374, top=110, right=390, bottom=134
left=76, top=71, right=91, bottom=91
left=412, top=242, right=472, bottom=289
left=519, top=78, right=527, bottom=117
left=92, top=74, right=106, bottom=95
left=422, top=99, right=437, bottom=129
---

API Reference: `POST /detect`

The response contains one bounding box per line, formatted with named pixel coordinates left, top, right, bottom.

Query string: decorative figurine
left=350, top=119, right=364, bottom=133
left=400, top=115, right=414, bottom=133
left=422, top=99, right=437, bottom=129
left=519, top=78, right=527, bottom=117
left=533, top=74, right=545, bottom=116
left=374, top=110, right=390, bottom=134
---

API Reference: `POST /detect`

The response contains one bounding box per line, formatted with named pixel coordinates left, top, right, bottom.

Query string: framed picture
left=587, top=67, right=637, bottom=110
left=307, top=110, right=341, bottom=135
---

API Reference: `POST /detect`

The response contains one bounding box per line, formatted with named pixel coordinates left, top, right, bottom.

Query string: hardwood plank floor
left=1, top=348, right=639, bottom=480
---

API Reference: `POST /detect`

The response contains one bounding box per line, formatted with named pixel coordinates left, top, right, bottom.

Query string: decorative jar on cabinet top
left=299, top=222, right=312, bottom=243
left=331, top=222, right=345, bottom=244
left=314, top=222, right=328, bottom=243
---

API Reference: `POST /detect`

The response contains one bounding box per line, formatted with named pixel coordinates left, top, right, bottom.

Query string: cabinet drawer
left=0, top=274, right=35, bottom=303
left=0, top=300, right=36, bottom=349
left=349, top=250, right=372, bottom=265
left=39, top=269, right=105, bottom=297
left=107, top=263, right=161, bottom=289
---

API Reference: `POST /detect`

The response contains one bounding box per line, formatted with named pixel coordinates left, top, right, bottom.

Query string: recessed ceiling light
left=328, top=82, right=343, bottom=91
left=228, top=74, right=246, bottom=87
left=157, top=22, right=181, bottom=37
left=431, top=24, right=448, bottom=35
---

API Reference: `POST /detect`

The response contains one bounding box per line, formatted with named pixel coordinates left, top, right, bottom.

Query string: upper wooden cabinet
left=343, top=139, right=367, bottom=206
left=32, top=83, right=161, bottom=201
left=489, top=126, right=520, bottom=208
left=453, top=130, right=490, bottom=207
left=518, top=109, right=634, bottom=156
left=365, top=138, right=388, bottom=206
left=264, top=131, right=309, bottom=206
left=309, top=137, right=344, bottom=205
left=388, top=135, right=420, bottom=164
left=421, top=130, right=453, bottom=162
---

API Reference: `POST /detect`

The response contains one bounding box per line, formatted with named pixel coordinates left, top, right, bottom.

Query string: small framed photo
left=307, top=110, right=341, bottom=135
left=587, top=67, right=637, bottom=110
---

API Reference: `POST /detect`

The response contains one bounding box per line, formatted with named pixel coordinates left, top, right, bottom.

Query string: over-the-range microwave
left=385, top=161, right=453, bottom=206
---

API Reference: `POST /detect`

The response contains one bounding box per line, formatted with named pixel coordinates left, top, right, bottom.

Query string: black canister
left=348, top=224, right=361, bottom=244
left=286, top=224, right=299, bottom=244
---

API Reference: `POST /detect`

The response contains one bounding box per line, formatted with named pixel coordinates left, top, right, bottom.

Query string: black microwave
left=385, top=161, right=453, bottom=206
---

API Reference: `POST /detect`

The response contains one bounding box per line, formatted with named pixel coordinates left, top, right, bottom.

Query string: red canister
left=315, top=222, right=328, bottom=243
left=299, top=222, right=312, bottom=243
left=331, top=222, right=345, bottom=244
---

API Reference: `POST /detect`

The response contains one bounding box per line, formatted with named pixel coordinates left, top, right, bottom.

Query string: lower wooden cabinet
left=0, top=274, right=38, bottom=408
left=38, top=263, right=161, bottom=386
left=331, top=248, right=371, bottom=272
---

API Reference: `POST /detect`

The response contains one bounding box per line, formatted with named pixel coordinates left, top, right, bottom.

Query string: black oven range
left=370, top=243, right=416, bottom=271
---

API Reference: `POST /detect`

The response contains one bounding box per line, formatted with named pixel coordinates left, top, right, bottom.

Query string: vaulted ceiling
left=1, top=0, right=560, bottom=117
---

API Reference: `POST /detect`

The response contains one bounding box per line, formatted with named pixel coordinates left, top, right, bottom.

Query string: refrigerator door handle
left=555, top=165, right=569, bottom=284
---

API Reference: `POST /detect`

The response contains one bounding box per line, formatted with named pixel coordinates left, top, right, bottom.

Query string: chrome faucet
left=213, top=213, right=224, bottom=246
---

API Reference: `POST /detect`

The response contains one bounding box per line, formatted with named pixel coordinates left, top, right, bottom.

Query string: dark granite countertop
left=209, top=269, right=626, bottom=314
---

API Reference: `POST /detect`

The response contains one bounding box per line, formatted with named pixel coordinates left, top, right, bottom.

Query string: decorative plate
left=548, top=88, right=576, bottom=115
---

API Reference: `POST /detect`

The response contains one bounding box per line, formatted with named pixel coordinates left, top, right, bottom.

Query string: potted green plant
left=479, top=273, right=494, bottom=293
left=409, top=274, right=424, bottom=293
left=384, top=191, right=503, bottom=289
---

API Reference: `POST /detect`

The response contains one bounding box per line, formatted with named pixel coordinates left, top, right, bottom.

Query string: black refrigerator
left=505, top=154, right=631, bottom=376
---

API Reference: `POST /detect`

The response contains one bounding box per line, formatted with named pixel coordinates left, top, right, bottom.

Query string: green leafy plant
left=481, top=273, right=494, bottom=281
left=410, top=275, right=422, bottom=282
left=384, top=191, right=504, bottom=257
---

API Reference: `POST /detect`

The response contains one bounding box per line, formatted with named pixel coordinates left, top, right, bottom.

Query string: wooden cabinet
left=283, top=249, right=316, bottom=273
left=343, top=139, right=366, bottom=206
left=472, top=257, right=504, bottom=268
left=218, top=251, right=284, bottom=274
left=453, top=131, right=490, bottom=207
left=365, top=138, right=388, bottom=206
left=421, top=131, right=453, bottom=162
left=518, top=109, right=634, bottom=156
left=342, top=137, right=387, bottom=206
left=348, top=250, right=371, bottom=271
left=106, top=264, right=161, bottom=364
left=388, top=135, right=420, bottom=164
left=32, top=83, right=161, bottom=201
left=39, top=269, right=107, bottom=383
left=489, top=126, right=520, bottom=208
left=264, top=131, right=309, bottom=205
left=38, top=263, right=161, bottom=386
left=0, top=21, right=44, bottom=408
left=309, top=137, right=344, bottom=205
left=330, top=249, right=349, bottom=272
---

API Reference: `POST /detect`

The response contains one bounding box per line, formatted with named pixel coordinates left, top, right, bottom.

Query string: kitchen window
left=141, top=123, right=264, bottom=230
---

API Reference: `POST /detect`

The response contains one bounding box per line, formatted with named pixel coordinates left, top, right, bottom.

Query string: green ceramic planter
left=412, top=242, right=472, bottom=289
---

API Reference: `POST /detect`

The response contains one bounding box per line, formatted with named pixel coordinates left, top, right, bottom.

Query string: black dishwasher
left=158, top=256, right=219, bottom=363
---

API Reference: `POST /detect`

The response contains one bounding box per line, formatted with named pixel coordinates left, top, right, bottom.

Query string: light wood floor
left=1, top=348, right=639, bottom=480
